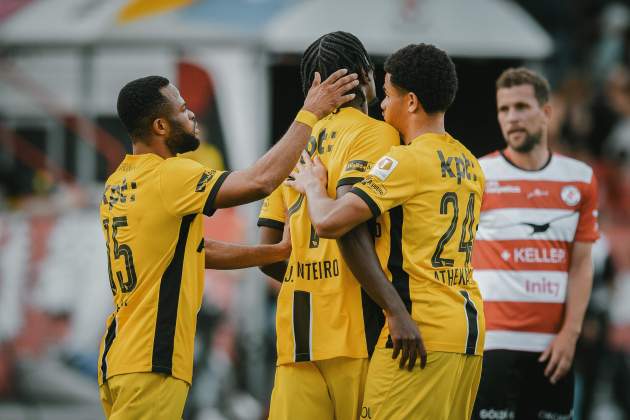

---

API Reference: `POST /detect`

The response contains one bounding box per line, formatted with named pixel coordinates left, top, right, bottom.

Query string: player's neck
left=132, top=137, right=174, bottom=159
left=504, top=143, right=550, bottom=171
left=339, top=98, right=367, bottom=114
left=401, top=113, right=445, bottom=145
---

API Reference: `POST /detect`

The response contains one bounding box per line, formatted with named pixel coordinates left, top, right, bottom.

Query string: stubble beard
left=508, top=128, right=542, bottom=153
left=166, top=119, right=200, bottom=155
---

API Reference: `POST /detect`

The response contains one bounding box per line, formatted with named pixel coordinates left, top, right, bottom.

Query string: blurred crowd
left=1, top=1, right=630, bottom=419
left=522, top=2, right=630, bottom=418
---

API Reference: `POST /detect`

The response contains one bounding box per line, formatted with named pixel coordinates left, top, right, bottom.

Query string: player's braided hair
left=300, top=31, right=374, bottom=105
left=117, top=75, right=171, bottom=140
left=384, top=43, right=457, bottom=113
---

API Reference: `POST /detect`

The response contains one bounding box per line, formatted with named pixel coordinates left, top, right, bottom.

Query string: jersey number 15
left=102, top=216, right=138, bottom=295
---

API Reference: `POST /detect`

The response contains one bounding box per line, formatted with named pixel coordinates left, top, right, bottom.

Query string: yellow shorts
left=362, top=349, right=482, bottom=420
left=99, top=372, right=189, bottom=420
left=269, top=357, right=368, bottom=420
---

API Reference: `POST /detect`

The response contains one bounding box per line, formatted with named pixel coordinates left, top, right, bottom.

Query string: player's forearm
left=204, top=240, right=290, bottom=270
left=242, top=121, right=314, bottom=198
left=240, top=70, right=358, bottom=198
left=260, top=261, right=288, bottom=283
left=338, top=224, right=408, bottom=315
left=258, top=225, right=289, bottom=282
left=304, top=183, right=353, bottom=238
left=561, top=254, right=594, bottom=336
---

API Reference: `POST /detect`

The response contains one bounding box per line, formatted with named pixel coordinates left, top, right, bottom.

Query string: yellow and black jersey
left=258, top=107, right=400, bottom=365
left=97, top=153, right=228, bottom=385
left=352, top=132, right=486, bottom=356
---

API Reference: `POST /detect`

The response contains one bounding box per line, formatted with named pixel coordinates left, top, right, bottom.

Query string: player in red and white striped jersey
left=472, top=68, right=598, bottom=420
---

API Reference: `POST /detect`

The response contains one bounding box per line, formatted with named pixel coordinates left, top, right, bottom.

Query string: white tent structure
left=0, top=0, right=553, bottom=178
left=265, top=0, right=552, bottom=59
left=0, top=0, right=267, bottom=176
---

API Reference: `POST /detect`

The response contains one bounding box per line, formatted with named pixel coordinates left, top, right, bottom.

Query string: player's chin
left=181, top=137, right=201, bottom=153
left=506, top=133, right=525, bottom=146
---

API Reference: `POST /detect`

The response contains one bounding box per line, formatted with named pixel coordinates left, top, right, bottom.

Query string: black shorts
left=472, top=349, right=574, bottom=420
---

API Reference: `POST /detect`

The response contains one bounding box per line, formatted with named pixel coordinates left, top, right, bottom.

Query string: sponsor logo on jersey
left=521, top=222, right=551, bottom=234
left=479, top=409, right=515, bottom=419
left=537, top=410, right=573, bottom=420
left=518, top=211, right=578, bottom=235
left=360, top=177, right=388, bottom=196
left=103, top=178, right=137, bottom=209
left=486, top=180, right=521, bottom=194
left=501, top=246, right=566, bottom=265
left=525, top=277, right=561, bottom=297
left=195, top=170, right=216, bottom=192
left=345, top=160, right=372, bottom=173
left=437, top=150, right=478, bottom=184
left=370, top=156, right=398, bottom=180
left=560, top=185, right=580, bottom=206
left=527, top=188, right=549, bottom=199
left=513, top=247, right=566, bottom=264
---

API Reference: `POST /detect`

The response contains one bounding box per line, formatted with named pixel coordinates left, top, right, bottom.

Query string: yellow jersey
left=352, top=132, right=486, bottom=355
left=258, top=107, right=400, bottom=365
left=97, top=153, right=228, bottom=385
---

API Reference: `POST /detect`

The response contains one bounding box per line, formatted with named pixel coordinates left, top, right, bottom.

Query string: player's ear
left=152, top=117, right=169, bottom=136
left=541, top=102, right=552, bottom=120
left=407, top=91, right=421, bottom=114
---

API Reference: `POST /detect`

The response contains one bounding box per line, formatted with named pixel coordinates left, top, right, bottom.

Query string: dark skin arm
left=204, top=227, right=290, bottom=270
left=258, top=225, right=289, bottom=282
left=336, top=184, right=426, bottom=370
left=286, top=152, right=373, bottom=238
left=213, top=70, right=359, bottom=209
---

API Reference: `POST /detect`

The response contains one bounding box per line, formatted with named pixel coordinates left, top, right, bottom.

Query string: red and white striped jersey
left=473, top=150, right=599, bottom=352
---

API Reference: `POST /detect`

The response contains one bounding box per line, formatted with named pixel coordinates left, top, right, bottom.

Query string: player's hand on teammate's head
left=302, top=69, right=359, bottom=119
left=285, top=151, right=328, bottom=194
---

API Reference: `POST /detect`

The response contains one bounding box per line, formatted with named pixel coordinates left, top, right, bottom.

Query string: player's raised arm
left=213, top=70, right=359, bottom=208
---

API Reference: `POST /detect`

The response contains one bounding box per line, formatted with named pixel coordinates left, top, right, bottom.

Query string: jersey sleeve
left=574, top=173, right=600, bottom=242
left=350, top=146, right=417, bottom=217
left=337, top=123, right=400, bottom=188
left=257, top=187, right=286, bottom=230
left=159, top=158, right=229, bottom=217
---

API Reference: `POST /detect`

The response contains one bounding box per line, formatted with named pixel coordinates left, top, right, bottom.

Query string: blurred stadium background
left=0, top=0, right=629, bottom=419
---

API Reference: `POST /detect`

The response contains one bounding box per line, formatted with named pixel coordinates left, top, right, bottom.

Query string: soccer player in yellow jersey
left=288, top=43, right=486, bottom=419
left=97, top=72, right=358, bottom=420
left=258, top=32, right=423, bottom=420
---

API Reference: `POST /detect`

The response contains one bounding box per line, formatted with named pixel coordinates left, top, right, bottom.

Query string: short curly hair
left=117, top=75, right=171, bottom=139
left=384, top=44, right=457, bottom=113
left=496, top=67, right=550, bottom=105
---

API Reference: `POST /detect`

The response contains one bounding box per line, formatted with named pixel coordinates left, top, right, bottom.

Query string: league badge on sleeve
left=370, top=156, right=398, bottom=181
